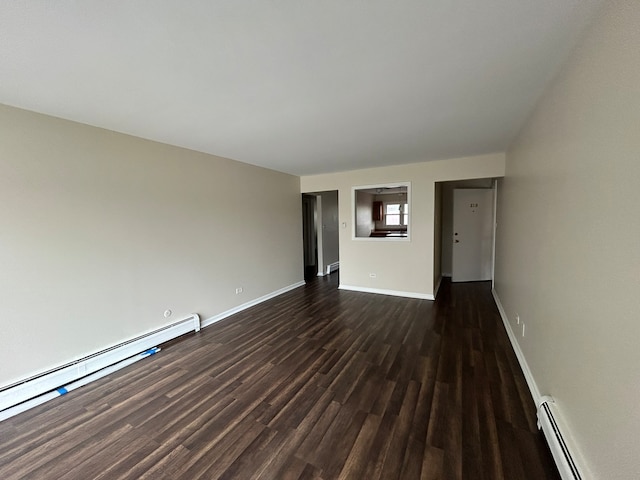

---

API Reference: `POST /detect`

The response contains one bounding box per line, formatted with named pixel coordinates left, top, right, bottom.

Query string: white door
left=452, top=189, right=494, bottom=282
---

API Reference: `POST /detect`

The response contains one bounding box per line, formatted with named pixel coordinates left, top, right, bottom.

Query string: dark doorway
left=302, top=194, right=318, bottom=280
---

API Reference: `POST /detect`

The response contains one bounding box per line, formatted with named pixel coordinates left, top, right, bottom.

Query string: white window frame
left=382, top=201, right=409, bottom=227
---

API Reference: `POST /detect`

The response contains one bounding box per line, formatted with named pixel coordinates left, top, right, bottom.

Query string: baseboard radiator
left=537, top=396, right=583, bottom=480
left=326, top=261, right=340, bottom=275
left=0, top=313, right=200, bottom=422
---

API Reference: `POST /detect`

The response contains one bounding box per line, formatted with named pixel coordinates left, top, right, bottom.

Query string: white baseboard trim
left=339, top=284, right=434, bottom=300
left=492, top=288, right=590, bottom=480
left=491, top=288, right=541, bottom=403
left=201, top=280, right=306, bottom=328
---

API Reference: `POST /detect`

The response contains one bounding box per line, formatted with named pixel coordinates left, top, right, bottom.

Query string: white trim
left=491, top=288, right=541, bottom=402
left=201, top=281, right=305, bottom=328
left=339, top=284, right=434, bottom=300
left=380, top=199, right=409, bottom=229
left=315, top=195, right=324, bottom=274
left=493, top=288, right=587, bottom=479
left=0, top=314, right=200, bottom=415
left=352, top=236, right=410, bottom=242
left=491, top=179, right=498, bottom=289
left=0, top=348, right=161, bottom=422
left=352, top=182, right=411, bottom=242
left=537, top=397, right=584, bottom=480
left=326, top=261, right=340, bottom=275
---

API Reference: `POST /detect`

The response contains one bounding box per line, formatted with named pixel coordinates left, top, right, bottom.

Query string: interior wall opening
left=434, top=178, right=498, bottom=291
left=302, top=191, right=339, bottom=281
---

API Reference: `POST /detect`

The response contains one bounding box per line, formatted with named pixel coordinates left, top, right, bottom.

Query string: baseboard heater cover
left=326, top=262, right=339, bottom=275
left=537, top=396, right=583, bottom=480
left=0, top=313, right=200, bottom=421
left=0, top=347, right=161, bottom=422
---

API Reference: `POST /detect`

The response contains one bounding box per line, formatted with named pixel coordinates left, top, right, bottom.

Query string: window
left=384, top=202, right=408, bottom=226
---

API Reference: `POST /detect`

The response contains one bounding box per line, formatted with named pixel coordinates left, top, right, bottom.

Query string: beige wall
left=0, top=104, right=303, bottom=387
left=494, top=1, right=639, bottom=478
left=301, top=153, right=505, bottom=297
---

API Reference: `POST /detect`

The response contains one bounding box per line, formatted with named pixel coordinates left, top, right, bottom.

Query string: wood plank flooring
left=0, top=275, right=560, bottom=479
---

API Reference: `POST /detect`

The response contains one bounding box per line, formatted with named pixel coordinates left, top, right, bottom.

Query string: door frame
left=436, top=179, right=498, bottom=285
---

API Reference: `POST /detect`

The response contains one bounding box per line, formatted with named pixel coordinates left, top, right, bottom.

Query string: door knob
left=455, top=239, right=459, bottom=243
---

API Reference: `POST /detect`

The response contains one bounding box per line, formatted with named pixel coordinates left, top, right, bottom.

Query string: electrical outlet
left=235, top=287, right=243, bottom=294
left=516, top=314, right=520, bottom=325
left=369, top=273, right=377, bottom=278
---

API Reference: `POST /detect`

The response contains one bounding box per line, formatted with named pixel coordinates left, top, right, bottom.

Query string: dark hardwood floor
left=0, top=275, right=560, bottom=479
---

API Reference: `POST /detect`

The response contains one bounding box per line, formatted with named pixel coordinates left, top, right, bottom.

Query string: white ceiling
left=0, top=1, right=604, bottom=176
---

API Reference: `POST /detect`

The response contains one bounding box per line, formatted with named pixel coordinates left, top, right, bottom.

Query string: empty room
left=0, top=1, right=637, bottom=479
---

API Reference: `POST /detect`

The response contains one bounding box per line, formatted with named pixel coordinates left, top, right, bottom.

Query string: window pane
left=386, top=214, right=400, bottom=225
left=402, top=214, right=409, bottom=225
left=386, top=203, right=401, bottom=214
